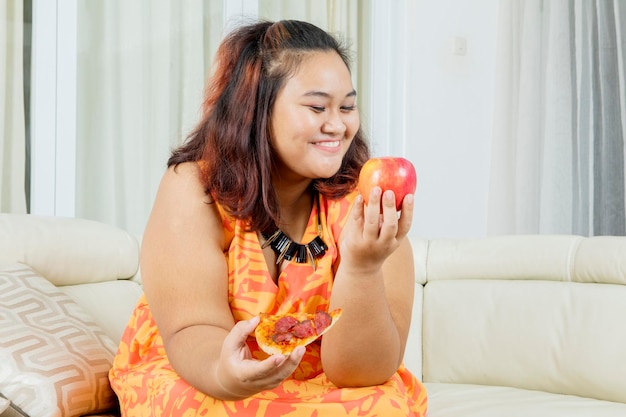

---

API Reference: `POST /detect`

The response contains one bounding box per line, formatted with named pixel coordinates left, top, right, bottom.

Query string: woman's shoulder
left=153, top=162, right=234, bottom=242
left=153, top=163, right=203, bottom=204
left=166, top=162, right=237, bottom=239
left=162, top=161, right=204, bottom=188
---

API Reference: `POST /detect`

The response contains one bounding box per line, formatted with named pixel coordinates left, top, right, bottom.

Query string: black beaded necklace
left=261, top=194, right=328, bottom=270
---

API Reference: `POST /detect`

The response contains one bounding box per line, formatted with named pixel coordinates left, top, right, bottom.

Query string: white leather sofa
left=2, top=213, right=626, bottom=416
left=405, top=233, right=626, bottom=416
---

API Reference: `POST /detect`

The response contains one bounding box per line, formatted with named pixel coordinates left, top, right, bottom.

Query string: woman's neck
left=273, top=183, right=314, bottom=240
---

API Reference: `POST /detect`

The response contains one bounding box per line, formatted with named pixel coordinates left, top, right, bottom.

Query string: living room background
left=2, top=0, right=624, bottom=239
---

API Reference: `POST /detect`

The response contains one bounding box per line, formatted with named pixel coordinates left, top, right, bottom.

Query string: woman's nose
left=321, top=113, right=347, bottom=135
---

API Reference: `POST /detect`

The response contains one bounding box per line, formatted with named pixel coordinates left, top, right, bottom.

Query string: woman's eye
left=309, top=105, right=356, bottom=113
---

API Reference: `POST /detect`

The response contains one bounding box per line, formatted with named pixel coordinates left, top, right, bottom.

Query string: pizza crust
left=255, top=309, right=342, bottom=355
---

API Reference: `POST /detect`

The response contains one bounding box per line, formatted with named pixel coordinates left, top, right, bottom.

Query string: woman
left=109, top=19, right=427, bottom=416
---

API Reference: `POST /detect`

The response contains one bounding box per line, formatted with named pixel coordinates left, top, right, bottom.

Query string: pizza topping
left=272, top=332, right=294, bottom=344
left=314, top=310, right=332, bottom=334
left=292, top=320, right=316, bottom=338
left=255, top=308, right=343, bottom=355
left=265, top=313, right=328, bottom=345
left=275, top=315, right=299, bottom=333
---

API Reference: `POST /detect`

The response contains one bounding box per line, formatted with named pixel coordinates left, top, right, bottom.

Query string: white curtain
left=0, top=0, right=27, bottom=214
left=488, top=0, right=626, bottom=236
left=75, top=0, right=223, bottom=236
left=75, top=0, right=365, bottom=237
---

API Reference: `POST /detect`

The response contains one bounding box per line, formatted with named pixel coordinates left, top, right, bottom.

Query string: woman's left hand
left=323, top=187, right=415, bottom=386
left=339, top=187, right=414, bottom=272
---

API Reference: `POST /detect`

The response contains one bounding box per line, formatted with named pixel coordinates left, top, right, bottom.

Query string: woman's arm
left=321, top=187, right=415, bottom=387
left=141, top=163, right=304, bottom=400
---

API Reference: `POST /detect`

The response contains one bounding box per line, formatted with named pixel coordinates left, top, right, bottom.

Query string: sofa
left=404, top=233, right=626, bottom=416
left=0, top=214, right=142, bottom=417
left=2, top=213, right=626, bottom=416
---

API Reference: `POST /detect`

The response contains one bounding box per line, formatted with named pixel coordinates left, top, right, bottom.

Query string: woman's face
left=270, top=50, right=360, bottom=184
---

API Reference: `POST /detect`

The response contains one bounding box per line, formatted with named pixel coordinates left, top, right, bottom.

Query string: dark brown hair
left=168, top=20, right=369, bottom=232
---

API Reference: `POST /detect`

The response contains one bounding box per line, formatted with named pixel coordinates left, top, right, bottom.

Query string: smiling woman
left=270, top=51, right=360, bottom=183
left=108, top=19, right=427, bottom=416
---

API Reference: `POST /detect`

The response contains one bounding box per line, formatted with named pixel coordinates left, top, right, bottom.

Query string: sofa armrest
left=0, top=214, right=139, bottom=286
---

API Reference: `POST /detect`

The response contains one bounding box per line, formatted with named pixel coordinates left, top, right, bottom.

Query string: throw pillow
left=0, top=264, right=119, bottom=417
left=0, top=395, right=10, bottom=413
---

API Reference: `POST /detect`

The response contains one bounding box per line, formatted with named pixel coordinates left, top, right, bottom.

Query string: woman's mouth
left=315, top=140, right=341, bottom=149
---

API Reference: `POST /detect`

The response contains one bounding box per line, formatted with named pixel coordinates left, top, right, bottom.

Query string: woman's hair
left=168, top=19, right=369, bottom=232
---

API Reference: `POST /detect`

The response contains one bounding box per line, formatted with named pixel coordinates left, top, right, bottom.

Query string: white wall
left=405, top=0, right=500, bottom=238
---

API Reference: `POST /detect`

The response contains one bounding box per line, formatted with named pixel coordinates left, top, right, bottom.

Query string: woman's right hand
left=215, top=317, right=306, bottom=400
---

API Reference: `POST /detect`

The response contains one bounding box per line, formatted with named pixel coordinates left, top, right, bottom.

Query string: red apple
left=357, top=157, right=417, bottom=211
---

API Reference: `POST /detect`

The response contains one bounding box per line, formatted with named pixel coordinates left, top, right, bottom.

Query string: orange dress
left=109, top=191, right=427, bottom=416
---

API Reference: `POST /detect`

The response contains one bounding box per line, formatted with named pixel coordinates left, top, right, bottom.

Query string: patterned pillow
left=0, top=395, right=9, bottom=413
left=0, top=264, right=119, bottom=417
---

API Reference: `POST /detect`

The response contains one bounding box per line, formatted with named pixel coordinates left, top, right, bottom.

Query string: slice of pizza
left=255, top=308, right=343, bottom=355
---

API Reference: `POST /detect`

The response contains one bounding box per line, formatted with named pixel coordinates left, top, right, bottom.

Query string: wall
left=404, top=0, right=500, bottom=238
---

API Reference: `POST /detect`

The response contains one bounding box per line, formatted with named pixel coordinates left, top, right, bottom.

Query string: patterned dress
left=109, top=191, right=428, bottom=416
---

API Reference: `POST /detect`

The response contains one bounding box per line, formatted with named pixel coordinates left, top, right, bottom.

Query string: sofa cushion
left=423, top=279, right=626, bottom=404
left=0, top=264, right=119, bottom=417
left=60, top=280, right=143, bottom=343
left=425, top=383, right=626, bottom=417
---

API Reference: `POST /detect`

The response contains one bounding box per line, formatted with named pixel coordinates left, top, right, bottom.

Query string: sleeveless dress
left=109, top=191, right=428, bottom=416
